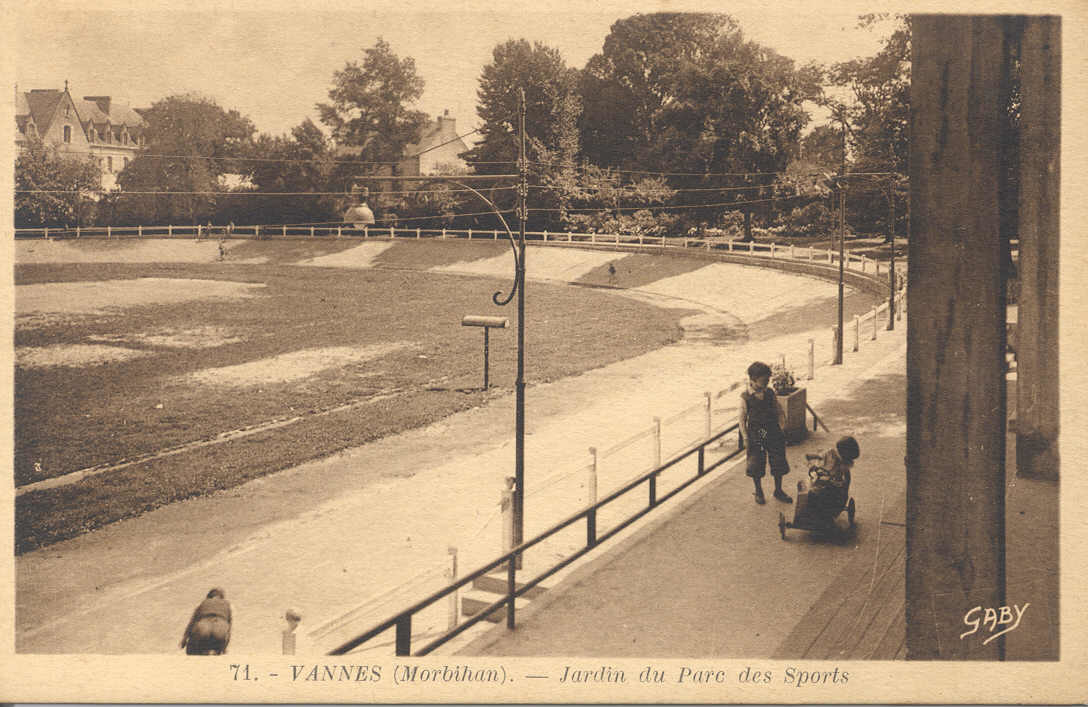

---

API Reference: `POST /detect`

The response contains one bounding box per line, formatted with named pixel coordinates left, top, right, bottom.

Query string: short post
left=446, top=546, right=459, bottom=631
left=76, top=225, right=80, bottom=238
left=281, top=608, right=302, bottom=655
left=704, top=391, right=712, bottom=440
left=853, top=315, right=860, bottom=352
left=336, top=225, right=342, bottom=238
left=138, top=224, right=143, bottom=238
left=462, top=316, right=508, bottom=390
left=808, top=338, right=815, bottom=379
left=591, top=232, right=596, bottom=244
left=771, top=242, right=776, bottom=258
left=789, top=244, right=795, bottom=259
left=416, top=228, right=421, bottom=239
left=255, top=225, right=260, bottom=239
left=282, top=225, right=286, bottom=237
left=168, top=224, right=173, bottom=237
left=748, top=240, right=754, bottom=253
left=808, top=246, right=814, bottom=261
left=493, top=229, right=498, bottom=240
left=468, top=228, right=473, bottom=239
left=567, top=231, right=572, bottom=242
left=107, top=225, right=111, bottom=239
left=363, top=226, right=368, bottom=238
left=441, top=228, right=447, bottom=238
left=390, top=226, right=395, bottom=238
left=543, top=230, right=548, bottom=241
left=501, top=476, right=516, bottom=562
left=897, top=292, right=904, bottom=321
left=310, top=226, right=315, bottom=238
left=828, top=248, right=833, bottom=264
left=653, top=416, right=662, bottom=468
left=872, top=307, right=879, bottom=340
left=587, top=447, right=598, bottom=508
left=728, top=239, right=733, bottom=251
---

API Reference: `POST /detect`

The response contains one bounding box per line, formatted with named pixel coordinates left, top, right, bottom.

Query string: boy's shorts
left=745, top=435, right=790, bottom=479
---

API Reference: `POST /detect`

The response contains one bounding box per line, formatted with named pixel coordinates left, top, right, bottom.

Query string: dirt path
left=15, top=259, right=883, bottom=655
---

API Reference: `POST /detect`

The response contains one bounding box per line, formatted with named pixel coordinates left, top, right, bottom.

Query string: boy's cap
left=836, top=436, right=860, bottom=462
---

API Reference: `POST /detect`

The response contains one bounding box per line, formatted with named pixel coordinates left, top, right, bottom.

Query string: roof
left=23, top=90, right=65, bottom=135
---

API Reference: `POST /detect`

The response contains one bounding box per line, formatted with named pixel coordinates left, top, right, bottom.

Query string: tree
left=15, top=141, right=102, bottom=227
left=116, top=94, right=256, bottom=225
left=463, top=39, right=582, bottom=174
left=578, top=13, right=818, bottom=236
left=825, top=14, right=910, bottom=174
left=317, top=37, right=430, bottom=182
left=229, top=118, right=339, bottom=225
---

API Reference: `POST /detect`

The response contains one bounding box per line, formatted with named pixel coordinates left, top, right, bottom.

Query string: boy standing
left=739, top=361, right=792, bottom=504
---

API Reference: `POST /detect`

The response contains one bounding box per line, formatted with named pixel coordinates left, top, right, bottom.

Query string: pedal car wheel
left=847, top=498, right=856, bottom=527
left=778, top=511, right=787, bottom=539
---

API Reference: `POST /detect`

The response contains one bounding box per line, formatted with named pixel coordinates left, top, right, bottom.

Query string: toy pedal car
left=778, top=466, right=855, bottom=539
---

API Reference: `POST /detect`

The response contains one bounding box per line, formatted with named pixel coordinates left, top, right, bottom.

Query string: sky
left=11, top=0, right=901, bottom=141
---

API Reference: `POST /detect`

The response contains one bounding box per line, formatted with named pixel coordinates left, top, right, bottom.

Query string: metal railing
left=329, top=422, right=743, bottom=656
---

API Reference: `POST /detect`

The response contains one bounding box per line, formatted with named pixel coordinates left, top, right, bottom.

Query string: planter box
left=779, top=387, right=808, bottom=445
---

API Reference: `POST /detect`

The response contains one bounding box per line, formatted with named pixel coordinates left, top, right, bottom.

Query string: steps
left=461, top=571, right=550, bottom=623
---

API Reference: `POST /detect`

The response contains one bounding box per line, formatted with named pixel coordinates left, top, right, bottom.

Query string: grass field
left=14, top=244, right=695, bottom=553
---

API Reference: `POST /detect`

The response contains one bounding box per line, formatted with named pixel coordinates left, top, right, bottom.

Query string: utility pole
left=888, top=180, right=896, bottom=330
left=834, top=108, right=846, bottom=365
left=513, top=88, right=527, bottom=554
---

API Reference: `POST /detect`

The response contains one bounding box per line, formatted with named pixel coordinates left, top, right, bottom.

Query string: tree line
left=17, top=13, right=913, bottom=239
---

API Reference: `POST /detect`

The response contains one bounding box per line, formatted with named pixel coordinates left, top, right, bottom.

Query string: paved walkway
left=459, top=345, right=1059, bottom=661
left=459, top=329, right=910, bottom=658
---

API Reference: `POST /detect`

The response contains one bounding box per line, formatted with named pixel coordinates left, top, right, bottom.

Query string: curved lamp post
left=354, top=90, right=530, bottom=562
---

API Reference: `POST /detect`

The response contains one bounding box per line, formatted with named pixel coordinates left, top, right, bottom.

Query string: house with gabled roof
left=398, top=109, right=469, bottom=176
left=15, top=82, right=147, bottom=190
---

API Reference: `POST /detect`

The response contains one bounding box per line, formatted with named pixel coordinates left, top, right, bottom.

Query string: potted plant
left=771, top=362, right=808, bottom=445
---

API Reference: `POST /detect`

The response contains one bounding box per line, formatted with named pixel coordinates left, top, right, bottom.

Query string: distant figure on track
left=739, top=361, right=792, bottom=505
left=608, top=262, right=617, bottom=286
left=180, top=587, right=232, bottom=655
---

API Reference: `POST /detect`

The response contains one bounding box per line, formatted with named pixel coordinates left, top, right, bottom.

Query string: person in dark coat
left=180, top=587, right=232, bottom=655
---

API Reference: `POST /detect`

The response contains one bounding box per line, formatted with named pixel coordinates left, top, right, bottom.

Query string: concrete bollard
left=282, top=608, right=302, bottom=655
left=653, top=417, right=662, bottom=468
left=588, top=448, right=599, bottom=507
left=501, top=477, right=515, bottom=555
left=446, top=546, right=459, bottom=631
left=704, top=392, right=712, bottom=440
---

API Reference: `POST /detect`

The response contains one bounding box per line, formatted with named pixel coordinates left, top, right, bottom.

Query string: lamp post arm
left=449, top=180, right=520, bottom=307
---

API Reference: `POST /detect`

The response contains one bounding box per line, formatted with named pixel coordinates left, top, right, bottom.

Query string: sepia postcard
left=2, top=0, right=1085, bottom=703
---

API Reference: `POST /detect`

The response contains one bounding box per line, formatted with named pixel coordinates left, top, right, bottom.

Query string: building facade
left=15, top=83, right=147, bottom=190
left=397, top=110, right=470, bottom=176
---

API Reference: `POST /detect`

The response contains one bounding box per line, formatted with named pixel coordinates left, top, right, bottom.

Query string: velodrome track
left=15, top=238, right=887, bottom=655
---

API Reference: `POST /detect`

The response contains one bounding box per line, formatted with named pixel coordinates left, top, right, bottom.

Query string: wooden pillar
left=906, top=15, right=1008, bottom=660
left=1016, top=16, right=1060, bottom=480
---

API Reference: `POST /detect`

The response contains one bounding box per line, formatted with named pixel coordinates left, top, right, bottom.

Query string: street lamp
left=353, top=90, right=529, bottom=564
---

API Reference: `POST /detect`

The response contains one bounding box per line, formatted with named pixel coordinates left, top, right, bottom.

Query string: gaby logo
left=960, top=604, right=1029, bottom=645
